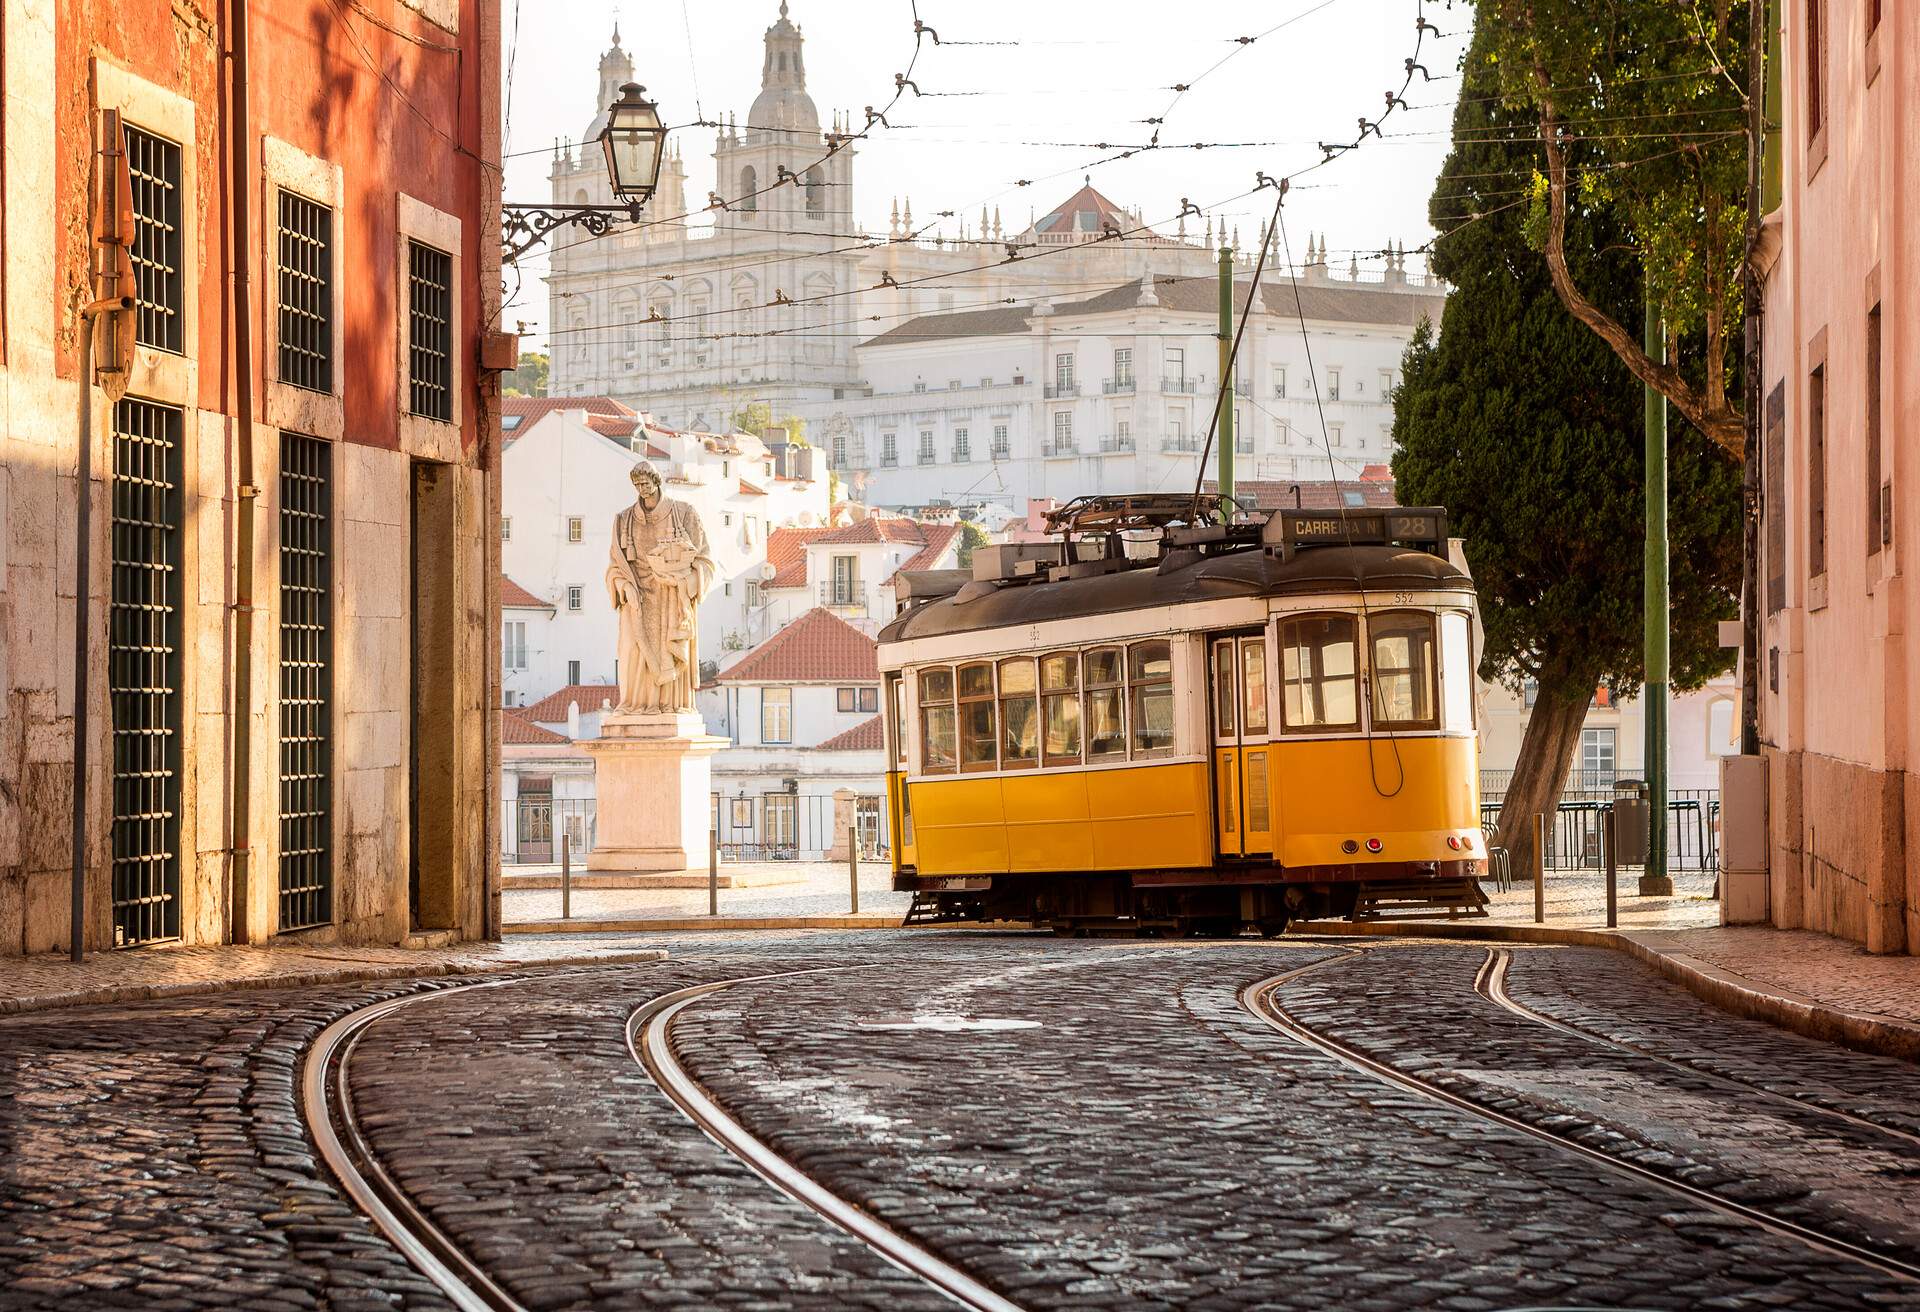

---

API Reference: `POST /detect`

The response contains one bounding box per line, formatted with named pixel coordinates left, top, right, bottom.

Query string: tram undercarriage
left=899, top=864, right=1487, bottom=936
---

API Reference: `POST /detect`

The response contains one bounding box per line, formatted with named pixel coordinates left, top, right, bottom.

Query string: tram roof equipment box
left=1262, top=506, right=1449, bottom=559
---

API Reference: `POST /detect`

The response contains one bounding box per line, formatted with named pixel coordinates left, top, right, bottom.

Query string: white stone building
left=700, top=608, right=891, bottom=859
left=543, top=12, right=1217, bottom=433
left=498, top=395, right=832, bottom=708
left=749, top=514, right=963, bottom=645
left=825, top=261, right=1445, bottom=516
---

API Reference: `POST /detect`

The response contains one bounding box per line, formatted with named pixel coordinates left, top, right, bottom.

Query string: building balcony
left=1044, top=382, right=1079, bottom=399
left=1044, top=440, right=1078, bottom=458
left=990, top=444, right=1011, bottom=461
left=950, top=447, right=972, bottom=463
left=818, top=582, right=868, bottom=616
left=1161, top=436, right=1202, bottom=452
left=1102, top=377, right=1135, bottom=395
left=1162, top=376, right=1201, bottom=394
left=916, top=451, right=937, bottom=465
left=1099, top=435, right=1136, bottom=453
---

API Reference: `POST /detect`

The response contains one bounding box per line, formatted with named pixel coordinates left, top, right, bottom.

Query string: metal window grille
left=110, top=398, right=184, bottom=946
left=278, top=433, right=334, bottom=931
left=125, top=125, right=184, bottom=354
left=277, top=191, right=334, bottom=393
left=407, top=239, right=454, bottom=421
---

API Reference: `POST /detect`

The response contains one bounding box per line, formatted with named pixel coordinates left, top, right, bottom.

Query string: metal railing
left=1100, top=434, right=1136, bottom=453
left=1161, top=436, right=1202, bottom=452
left=1103, top=377, right=1135, bottom=394
left=713, top=791, right=890, bottom=862
left=1044, top=382, right=1079, bottom=398
left=1162, top=375, right=1201, bottom=394
left=818, top=581, right=867, bottom=613
left=505, top=797, right=598, bottom=865
left=1045, top=439, right=1078, bottom=457
left=1479, top=785, right=1720, bottom=872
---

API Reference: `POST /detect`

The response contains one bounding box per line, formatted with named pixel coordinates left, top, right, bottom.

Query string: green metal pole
left=1217, top=244, right=1234, bottom=506
left=1641, top=298, right=1674, bottom=896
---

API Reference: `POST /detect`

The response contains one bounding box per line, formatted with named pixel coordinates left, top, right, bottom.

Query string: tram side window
left=920, top=668, right=957, bottom=773
left=890, top=675, right=907, bottom=765
left=957, top=662, right=998, bottom=771
left=1128, top=640, right=1175, bottom=757
left=1279, top=615, right=1359, bottom=731
left=999, top=657, right=1039, bottom=768
left=1370, top=611, right=1438, bottom=729
left=1041, top=652, right=1082, bottom=764
left=1439, top=611, right=1474, bottom=732
left=1242, top=638, right=1268, bottom=734
left=1085, top=646, right=1127, bottom=759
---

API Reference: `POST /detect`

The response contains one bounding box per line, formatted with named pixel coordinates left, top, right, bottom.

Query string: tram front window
left=1085, top=646, right=1126, bottom=758
left=920, top=668, right=957, bottom=773
left=1129, top=640, right=1174, bottom=757
left=1280, top=615, right=1359, bottom=731
left=1370, top=611, right=1438, bottom=728
left=958, top=662, right=997, bottom=770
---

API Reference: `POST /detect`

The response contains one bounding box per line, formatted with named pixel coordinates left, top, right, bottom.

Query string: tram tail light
left=1365, top=837, right=1384, bottom=854
left=1446, top=835, right=1461, bottom=851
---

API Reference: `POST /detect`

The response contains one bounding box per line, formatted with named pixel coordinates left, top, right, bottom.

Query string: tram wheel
left=1257, top=917, right=1290, bottom=939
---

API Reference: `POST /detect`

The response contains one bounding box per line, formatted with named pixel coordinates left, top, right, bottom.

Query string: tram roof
left=877, top=545, right=1470, bottom=646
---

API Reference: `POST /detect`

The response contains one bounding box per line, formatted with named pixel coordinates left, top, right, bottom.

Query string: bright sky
left=500, top=0, right=1473, bottom=350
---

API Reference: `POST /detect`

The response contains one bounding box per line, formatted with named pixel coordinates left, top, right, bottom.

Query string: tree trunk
left=1494, top=679, right=1591, bottom=877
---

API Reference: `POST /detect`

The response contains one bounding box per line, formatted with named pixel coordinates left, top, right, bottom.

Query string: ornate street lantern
left=599, top=83, right=666, bottom=202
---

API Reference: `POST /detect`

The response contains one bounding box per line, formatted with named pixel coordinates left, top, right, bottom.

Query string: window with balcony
left=1056, top=353, right=1075, bottom=390
left=830, top=555, right=859, bottom=607
left=1051, top=412, right=1074, bottom=455
left=991, top=424, right=1010, bottom=459
left=881, top=433, right=898, bottom=466
left=918, top=431, right=936, bottom=465
left=1112, top=348, right=1133, bottom=391
left=952, top=427, right=971, bottom=462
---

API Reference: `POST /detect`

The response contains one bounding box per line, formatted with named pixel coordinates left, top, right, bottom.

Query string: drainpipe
left=226, top=0, right=258, bottom=944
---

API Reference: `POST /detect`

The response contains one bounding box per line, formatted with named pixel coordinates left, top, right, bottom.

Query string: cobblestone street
left=5, top=931, right=1920, bottom=1310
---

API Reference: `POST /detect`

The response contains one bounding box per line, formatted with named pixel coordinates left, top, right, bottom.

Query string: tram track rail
left=1474, top=946, right=1920, bottom=1152
left=628, top=970, right=1027, bottom=1312
left=1241, top=955, right=1920, bottom=1286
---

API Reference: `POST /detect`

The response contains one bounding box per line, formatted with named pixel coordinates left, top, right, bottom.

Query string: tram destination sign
left=1261, top=507, right=1449, bottom=556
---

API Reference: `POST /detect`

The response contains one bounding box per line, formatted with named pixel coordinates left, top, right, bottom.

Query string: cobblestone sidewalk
left=0, top=937, right=667, bottom=1016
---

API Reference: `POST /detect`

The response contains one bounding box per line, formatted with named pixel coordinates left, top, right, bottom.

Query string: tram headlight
left=1341, top=839, right=1359, bottom=855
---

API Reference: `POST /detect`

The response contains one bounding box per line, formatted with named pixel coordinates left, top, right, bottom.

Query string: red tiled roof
left=813, top=515, right=933, bottom=547
left=886, top=523, right=962, bottom=584
left=501, top=576, right=551, bottom=609
left=502, top=711, right=570, bottom=745
left=738, top=478, right=768, bottom=496
left=817, top=716, right=884, bottom=751
left=585, top=412, right=640, bottom=440
left=716, top=609, right=876, bottom=684
left=501, top=395, right=637, bottom=445
left=1032, top=182, right=1142, bottom=237
left=765, top=526, right=831, bottom=589
left=521, top=683, right=619, bottom=721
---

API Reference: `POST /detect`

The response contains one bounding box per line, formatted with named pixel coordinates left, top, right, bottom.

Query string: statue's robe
left=606, top=495, right=714, bottom=714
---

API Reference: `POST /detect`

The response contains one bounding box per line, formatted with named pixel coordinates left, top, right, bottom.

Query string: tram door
left=1210, top=635, right=1274, bottom=857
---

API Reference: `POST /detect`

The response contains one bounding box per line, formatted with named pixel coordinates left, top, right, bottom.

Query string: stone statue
left=607, top=463, right=714, bottom=715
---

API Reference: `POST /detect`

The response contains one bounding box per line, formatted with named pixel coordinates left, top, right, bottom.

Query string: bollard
left=1533, top=813, right=1547, bottom=925
left=709, top=829, right=719, bottom=917
left=1604, top=804, right=1619, bottom=930
left=561, top=836, right=572, bottom=920
left=848, top=824, right=860, bottom=915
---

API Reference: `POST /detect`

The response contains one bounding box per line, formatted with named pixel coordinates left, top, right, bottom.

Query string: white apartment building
left=748, top=514, right=963, bottom=645
left=699, top=608, right=892, bottom=859
left=823, top=257, right=1445, bottom=516
left=498, top=396, right=832, bottom=708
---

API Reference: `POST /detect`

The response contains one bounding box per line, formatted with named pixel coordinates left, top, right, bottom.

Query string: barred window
left=407, top=239, right=454, bottom=421
left=125, top=125, right=184, bottom=353
left=278, top=433, right=334, bottom=931
left=277, top=190, right=334, bottom=393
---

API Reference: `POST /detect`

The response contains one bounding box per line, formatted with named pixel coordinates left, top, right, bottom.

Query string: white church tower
left=715, top=3, right=855, bottom=238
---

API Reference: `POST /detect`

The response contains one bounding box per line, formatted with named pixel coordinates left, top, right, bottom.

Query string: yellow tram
left=876, top=495, right=1484, bottom=934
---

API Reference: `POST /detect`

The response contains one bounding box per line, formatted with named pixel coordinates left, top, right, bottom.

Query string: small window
left=1041, top=652, right=1081, bottom=765
left=567, top=659, right=581, bottom=684
left=566, top=585, right=583, bottom=611
left=920, top=668, right=956, bottom=773
left=837, top=687, right=857, bottom=713
left=501, top=517, right=512, bottom=541
left=125, top=124, right=185, bottom=354
left=1213, top=642, right=1236, bottom=736
left=998, top=658, right=1038, bottom=769
left=859, top=686, right=879, bottom=713
left=957, top=662, right=996, bottom=771
left=1806, top=0, right=1825, bottom=140
left=567, top=516, right=584, bottom=542
left=1241, top=638, right=1268, bottom=734
left=1085, top=646, right=1125, bottom=758
left=761, top=687, right=793, bottom=744
left=891, top=678, right=907, bottom=766
left=1327, top=369, right=1342, bottom=401
left=1280, top=615, right=1359, bottom=731
left=1369, top=611, right=1438, bottom=729
left=1128, top=641, right=1174, bottom=757
left=406, top=239, right=454, bottom=422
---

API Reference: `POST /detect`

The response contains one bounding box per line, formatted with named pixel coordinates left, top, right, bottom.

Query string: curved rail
left=302, top=980, right=530, bottom=1312
left=1240, top=960, right=1920, bottom=1284
left=1475, top=948, right=1920, bottom=1151
left=628, top=972, right=1026, bottom=1312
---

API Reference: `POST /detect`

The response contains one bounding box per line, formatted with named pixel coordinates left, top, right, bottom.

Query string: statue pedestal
left=581, top=712, right=728, bottom=872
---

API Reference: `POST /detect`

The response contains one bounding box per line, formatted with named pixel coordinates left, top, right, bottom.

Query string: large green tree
left=1478, top=0, right=1752, bottom=456
left=503, top=350, right=548, bottom=397
left=1393, top=17, right=1742, bottom=873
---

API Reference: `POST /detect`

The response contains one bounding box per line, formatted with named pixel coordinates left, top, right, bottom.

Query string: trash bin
left=1612, top=797, right=1650, bottom=867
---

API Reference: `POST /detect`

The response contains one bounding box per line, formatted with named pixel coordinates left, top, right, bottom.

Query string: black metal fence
left=504, top=797, right=597, bottom=865
left=1480, top=773, right=1719, bottom=872
left=713, top=791, right=889, bottom=862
